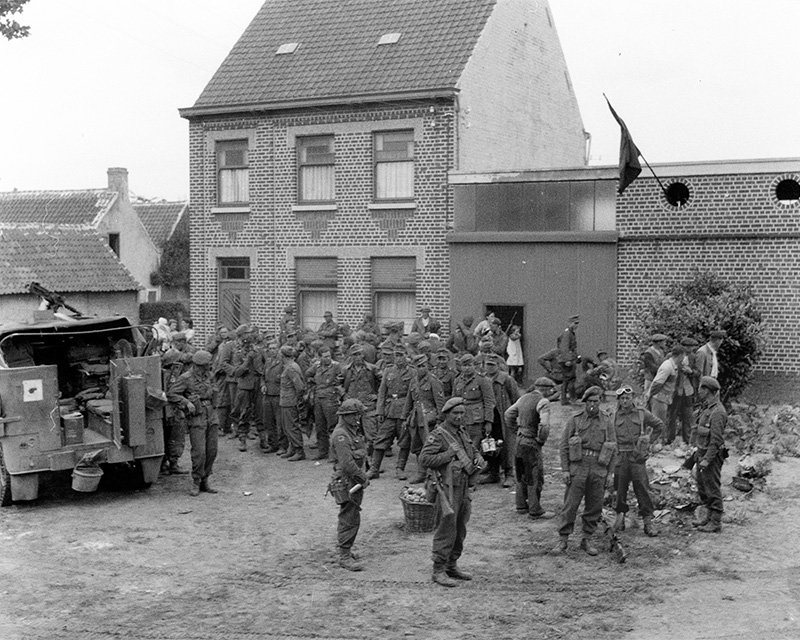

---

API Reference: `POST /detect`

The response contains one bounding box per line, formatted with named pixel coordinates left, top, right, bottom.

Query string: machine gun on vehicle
left=28, top=282, right=85, bottom=317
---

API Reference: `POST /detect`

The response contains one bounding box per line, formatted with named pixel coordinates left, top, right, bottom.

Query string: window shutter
left=296, top=258, right=337, bottom=286
left=371, top=257, right=416, bottom=290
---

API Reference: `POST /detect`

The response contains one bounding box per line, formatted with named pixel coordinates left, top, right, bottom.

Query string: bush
left=627, top=271, right=767, bottom=402
left=152, top=219, right=189, bottom=288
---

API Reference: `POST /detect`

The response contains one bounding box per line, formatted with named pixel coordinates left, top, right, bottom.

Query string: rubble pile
left=725, top=404, right=800, bottom=460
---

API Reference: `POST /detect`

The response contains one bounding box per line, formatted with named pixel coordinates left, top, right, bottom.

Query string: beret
left=709, top=330, right=727, bottom=339
left=460, top=353, right=475, bottom=365
left=651, top=333, right=668, bottom=342
left=533, top=376, right=556, bottom=388
left=441, top=397, right=465, bottom=413
left=699, top=376, right=720, bottom=392
left=411, top=353, right=428, bottom=366
left=279, top=345, right=295, bottom=358
left=192, top=350, right=213, bottom=366
left=681, top=337, right=699, bottom=347
left=337, top=398, right=365, bottom=414
left=581, top=385, right=604, bottom=402
left=171, top=331, right=186, bottom=341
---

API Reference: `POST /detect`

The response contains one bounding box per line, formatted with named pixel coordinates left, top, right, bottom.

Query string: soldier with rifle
left=419, top=397, right=485, bottom=587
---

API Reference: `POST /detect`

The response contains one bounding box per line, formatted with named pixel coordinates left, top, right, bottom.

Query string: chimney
left=107, top=167, right=130, bottom=203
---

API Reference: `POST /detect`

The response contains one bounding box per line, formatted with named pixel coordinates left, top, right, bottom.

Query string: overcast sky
left=1, top=0, right=798, bottom=201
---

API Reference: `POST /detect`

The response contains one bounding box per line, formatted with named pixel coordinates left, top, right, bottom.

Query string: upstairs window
left=298, top=135, right=335, bottom=203
left=217, top=139, right=250, bottom=205
left=374, top=130, right=414, bottom=201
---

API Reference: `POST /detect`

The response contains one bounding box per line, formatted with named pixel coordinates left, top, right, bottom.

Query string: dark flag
left=604, top=95, right=641, bottom=194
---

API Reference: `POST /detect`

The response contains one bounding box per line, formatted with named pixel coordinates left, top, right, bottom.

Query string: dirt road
left=0, top=402, right=798, bottom=639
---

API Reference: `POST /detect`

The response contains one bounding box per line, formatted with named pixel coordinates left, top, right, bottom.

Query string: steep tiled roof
left=187, top=0, right=497, bottom=114
left=134, top=202, right=188, bottom=248
left=0, top=225, right=141, bottom=295
left=0, top=190, right=116, bottom=226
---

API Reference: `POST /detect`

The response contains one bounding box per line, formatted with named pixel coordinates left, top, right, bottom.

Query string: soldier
left=419, top=397, right=482, bottom=587
left=552, top=386, right=617, bottom=556
left=642, top=333, right=668, bottom=397
left=205, top=324, right=229, bottom=356
left=452, top=353, right=495, bottom=452
left=692, top=376, right=728, bottom=533
left=330, top=399, right=370, bottom=571
left=401, top=353, right=446, bottom=484
left=480, top=355, right=519, bottom=486
left=261, top=341, right=284, bottom=454
left=213, top=327, right=238, bottom=436
left=536, top=347, right=563, bottom=387
left=161, top=347, right=192, bottom=474
left=446, top=315, right=477, bottom=355
left=611, top=386, right=664, bottom=536
left=342, top=344, right=380, bottom=456
left=318, top=311, right=339, bottom=353
left=168, top=350, right=219, bottom=496
left=557, top=315, right=580, bottom=405
left=432, top=347, right=456, bottom=398
left=306, top=346, right=344, bottom=461
left=475, top=335, right=508, bottom=373
left=370, top=347, right=413, bottom=479
left=505, top=377, right=557, bottom=519
left=279, top=345, right=307, bottom=461
left=231, top=325, right=263, bottom=452
left=357, top=312, right=380, bottom=337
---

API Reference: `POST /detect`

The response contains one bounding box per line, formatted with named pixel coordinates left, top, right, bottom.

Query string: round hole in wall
left=775, top=178, right=800, bottom=202
left=665, top=182, right=691, bottom=208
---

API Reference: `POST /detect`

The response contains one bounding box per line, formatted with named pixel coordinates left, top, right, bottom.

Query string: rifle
left=602, top=516, right=627, bottom=563
left=28, top=281, right=84, bottom=317
left=431, top=470, right=455, bottom=517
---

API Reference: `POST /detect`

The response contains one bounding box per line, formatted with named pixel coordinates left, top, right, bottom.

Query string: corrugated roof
left=0, top=190, right=116, bottom=226
left=188, top=0, right=497, bottom=113
left=134, top=202, right=187, bottom=248
left=0, top=225, right=141, bottom=295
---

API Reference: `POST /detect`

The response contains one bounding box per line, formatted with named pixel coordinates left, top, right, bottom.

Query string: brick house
left=179, top=0, right=587, bottom=337
left=0, top=168, right=162, bottom=304
left=134, top=201, right=189, bottom=301
left=450, top=158, right=800, bottom=400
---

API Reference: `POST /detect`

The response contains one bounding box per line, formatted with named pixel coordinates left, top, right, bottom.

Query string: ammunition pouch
left=633, top=433, right=651, bottom=462
left=327, top=476, right=351, bottom=505
left=598, top=441, right=616, bottom=467
left=568, top=434, right=583, bottom=462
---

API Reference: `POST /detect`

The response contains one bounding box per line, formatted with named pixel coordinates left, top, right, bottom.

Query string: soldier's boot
left=238, top=437, right=247, bottom=452
left=409, top=455, right=426, bottom=484
left=697, top=511, right=722, bottom=533
left=642, top=515, right=658, bottom=537
left=338, top=551, right=363, bottom=572
left=550, top=535, right=569, bottom=555
left=367, top=450, right=384, bottom=480
left=580, top=537, right=599, bottom=556
left=501, top=470, right=514, bottom=488
left=692, top=509, right=709, bottom=528
left=445, top=563, right=473, bottom=581
left=258, top=432, right=269, bottom=451
left=199, top=477, right=218, bottom=494
left=189, top=481, right=201, bottom=497
left=395, top=448, right=410, bottom=481
left=432, top=565, right=457, bottom=587
left=613, top=512, right=626, bottom=533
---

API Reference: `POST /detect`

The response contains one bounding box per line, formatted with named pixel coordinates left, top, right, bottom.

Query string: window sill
left=212, top=206, right=251, bottom=214
left=292, top=204, right=338, bottom=212
left=369, top=202, right=416, bottom=210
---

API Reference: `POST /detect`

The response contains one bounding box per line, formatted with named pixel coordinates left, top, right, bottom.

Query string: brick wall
left=616, top=167, right=800, bottom=378
left=188, top=103, right=454, bottom=342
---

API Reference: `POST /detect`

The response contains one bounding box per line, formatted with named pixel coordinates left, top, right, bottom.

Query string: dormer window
left=276, top=42, right=300, bottom=55
left=377, top=33, right=401, bottom=45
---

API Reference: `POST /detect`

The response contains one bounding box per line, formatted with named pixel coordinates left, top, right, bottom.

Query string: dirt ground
left=1, top=400, right=799, bottom=640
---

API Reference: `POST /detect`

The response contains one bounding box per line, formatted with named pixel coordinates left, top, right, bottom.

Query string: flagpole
left=638, top=152, right=669, bottom=197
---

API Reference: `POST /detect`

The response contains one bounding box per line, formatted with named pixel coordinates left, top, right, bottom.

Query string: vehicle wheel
left=0, top=446, right=12, bottom=507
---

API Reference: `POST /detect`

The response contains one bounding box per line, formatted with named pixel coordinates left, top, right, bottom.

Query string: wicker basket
left=400, top=491, right=436, bottom=533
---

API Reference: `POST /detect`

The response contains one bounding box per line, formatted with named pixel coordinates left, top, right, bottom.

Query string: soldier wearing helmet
left=330, top=398, right=369, bottom=571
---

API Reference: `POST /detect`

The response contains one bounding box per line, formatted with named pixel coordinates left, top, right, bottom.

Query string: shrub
left=139, top=300, right=190, bottom=327
left=627, top=271, right=767, bottom=402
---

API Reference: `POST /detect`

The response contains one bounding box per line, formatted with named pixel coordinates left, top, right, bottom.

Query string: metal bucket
left=72, top=467, right=103, bottom=492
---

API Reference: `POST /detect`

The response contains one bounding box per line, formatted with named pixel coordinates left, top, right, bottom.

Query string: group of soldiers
left=154, top=312, right=730, bottom=583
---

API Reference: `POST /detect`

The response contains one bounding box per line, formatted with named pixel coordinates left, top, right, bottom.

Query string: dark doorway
left=484, top=305, right=524, bottom=335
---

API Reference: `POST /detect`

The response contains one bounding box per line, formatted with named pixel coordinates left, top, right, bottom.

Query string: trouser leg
left=167, top=411, right=187, bottom=465
left=189, top=423, right=206, bottom=484
left=630, top=461, right=655, bottom=518
left=558, top=464, right=588, bottom=537
left=614, top=458, right=632, bottom=514
left=581, top=466, right=606, bottom=537
left=281, top=406, right=304, bottom=453
left=337, top=490, right=363, bottom=551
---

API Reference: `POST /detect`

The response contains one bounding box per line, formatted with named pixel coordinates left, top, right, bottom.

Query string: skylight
left=276, top=42, right=300, bottom=55
left=377, top=33, right=401, bottom=45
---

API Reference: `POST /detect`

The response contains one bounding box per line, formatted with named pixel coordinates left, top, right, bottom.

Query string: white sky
left=1, top=0, right=798, bottom=201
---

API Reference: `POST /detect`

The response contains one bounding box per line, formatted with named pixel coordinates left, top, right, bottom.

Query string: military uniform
left=162, top=350, right=191, bottom=473
left=452, top=370, right=495, bottom=450
left=330, top=403, right=369, bottom=567
left=261, top=354, right=285, bottom=452
left=557, top=324, right=578, bottom=404
left=370, top=361, right=413, bottom=477
left=505, top=390, right=550, bottom=516
left=558, top=404, right=617, bottom=541
left=342, top=359, right=380, bottom=448
left=306, top=358, right=344, bottom=459
left=213, top=338, right=237, bottom=433
left=692, top=392, right=727, bottom=530
left=485, top=367, right=519, bottom=483
left=420, top=417, right=479, bottom=583
left=400, top=368, right=445, bottom=481
left=231, top=342, right=264, bottom=450
left=279, top=357, right=307, bottom=460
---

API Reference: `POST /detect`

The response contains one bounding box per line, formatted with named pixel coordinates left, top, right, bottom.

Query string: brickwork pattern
left=188, top=103, right=454, bottom=343
left=616, top=173, right=800, bottom=376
